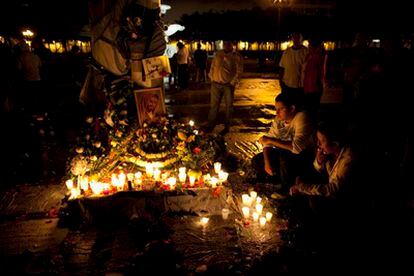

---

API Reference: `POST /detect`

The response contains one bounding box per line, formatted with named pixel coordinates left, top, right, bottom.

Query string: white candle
left=189, top=175, right=196, bottom=186
left=222, top=208, right=230, bottom=220
left=111, top=174, right=118, bottom=186
left=252, top=212, right=259, bottom=222
left=200, top=217, right=209, bottom=226
left=81, top=176, right=89, bottom=191
left=242, top=194, right=251, bottom=206
left=134, top=172, right=142, bottom=179
left=153, top=168, right=161, bottom=181
left=179, top=167, right=186, bottom=175
left=259, top=217, right=267, bottom=227
left=167, top=177, right=177, bottom=189
left=256, top=197, right=262, bottom=204
left=218, top=171, right=229, bottom=182
left=179, top=172, right=186, bottom=183
left=266, top=212, right=273, bottom=222
left=70, top=188, right=80, bottom=199
left=65, top=179, right=74, bottom=190
left=146, top=164, right=154, bottom=177
left=250, top=191, right=257, bottom=201
left=90, top=181, right=103, bottom=195
left=210, top=177, right=218, bottom=188
left=242, top=207, right=250, bottom=218
left=255, top=204, right=263, bottom=215
left=189, top=120, right=195, bottom=127
left=214, top=162, right=222, bottom=174
left=118, top=173, right=126, bottom=186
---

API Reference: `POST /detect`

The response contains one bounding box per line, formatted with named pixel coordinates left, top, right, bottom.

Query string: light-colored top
left=265, top=111, right=314, bottom=154
left=296, top=146, right=354, bottom=197
left=176, top=46, right=190, bottom=65
left=209, top=50, right=243, bottom=86
left=279, top=46, right=308, bottom=88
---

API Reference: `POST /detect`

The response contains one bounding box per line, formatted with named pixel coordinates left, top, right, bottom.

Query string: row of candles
left=241, top=190, right=273, bottom=227
left=65, top=162, right=229, bottom=199
left=198, top=190, right=274, bottom=228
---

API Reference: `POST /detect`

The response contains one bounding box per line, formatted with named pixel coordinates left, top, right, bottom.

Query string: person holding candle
left=252, top=92, right=315, bottom=194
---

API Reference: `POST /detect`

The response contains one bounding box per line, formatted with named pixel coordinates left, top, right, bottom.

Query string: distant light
left=372, top=39, right=380, bottom=43
left=22, top=29, right=34, bottom=38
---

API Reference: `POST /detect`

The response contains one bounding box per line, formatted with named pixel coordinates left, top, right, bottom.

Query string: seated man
left=289, top=121, right=356, bottom=213
left=252, top=92, right=315, bottom=193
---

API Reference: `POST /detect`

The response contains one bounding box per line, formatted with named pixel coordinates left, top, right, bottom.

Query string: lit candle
left=90, top=181, right=103, bottom=195
left=266, top=212, right=273, bottom=222
left=242, top=194, right=251, bottom=206
left=65, top=179, right=74, bottom=190
left=200, top=217, right=209, bottom=226
left=153, top=168, right=161, bottom=181
left=255, top=204, right=263, bottom=215
left=252, top=212, right=259, bottom=222
left=250, top=191, right=257, bottom=201
left=167, top=177, right=177, bottom=189
left=214, top=162, right=222, bottom=174
left=70, top=188, right=80, bottom=199
left=242, top=207, right=250, bottom=218
left=118, top=172, right=126, bottom=186
left=210, top=177, right=218, bottom=188
left=111, top=173, right=118, bottom=187
left=189, top=175, right=196, bottom=186
left=218, top=171, right=229, bottom=182
left=256, top=196, right=262, bottom=204
left=134, top=172, right=142, bottom=179
left=81, top=176, right=89, bottom=191
left=259, top=217, right=267, bottom=227
left=189, top=120, right=195, bottom=127
left=146, top=164, right=154, bottom=177
left=179, top=167, right=186, bottom=175
left=222, top=208, right=230, bottom=220
left=179, top=172, right=187, bottom=183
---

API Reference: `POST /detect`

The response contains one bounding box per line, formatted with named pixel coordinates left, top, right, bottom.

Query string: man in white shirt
left=252, top=92, right=315, bottom=193
left=279, top=32, right=308, bottom=96
left=206, top=41, right=243, bottom=134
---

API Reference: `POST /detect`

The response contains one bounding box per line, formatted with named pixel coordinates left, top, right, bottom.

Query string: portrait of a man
left=134, top=87, right=166, bottom=126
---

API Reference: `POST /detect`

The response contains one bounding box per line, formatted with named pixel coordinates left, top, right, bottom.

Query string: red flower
left=193, top=147, right=202, bottom=154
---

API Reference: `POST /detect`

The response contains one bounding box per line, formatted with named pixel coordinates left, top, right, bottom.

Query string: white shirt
left=176, top=46, right=190, bottom=65
left=265, top=111, right=314, bottom=154
left=297, top=146, right=354, bottom=197
left=209, top=50, right=243, bottom=86
left=279, top=46, right=308, bottom=88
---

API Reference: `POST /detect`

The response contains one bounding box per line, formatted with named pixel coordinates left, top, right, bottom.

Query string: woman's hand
left=316, top=147, right=328, bottom=164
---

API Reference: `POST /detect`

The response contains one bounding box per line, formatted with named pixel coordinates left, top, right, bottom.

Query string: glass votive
left=210, top=177, right=218, bottom=188
left=179, top=167, right=186, bottom=175
left=222, top=208, right=230, bottom=220
left=189, top=175, right=196, bottom=186
left=179, top=172, right=186, bottom=183
left=242, top=207, right=250, bottom=219
left=259, top=217, right=267, bottom=227
left=252, top=212, right=259, bottom=222
left=266, top=212, right=273, bottom=222
left=218, top=171, right=229, bottom=182
left=189, top=120, right=195, bottom=127
left=256, top=196, right=262, bottom=204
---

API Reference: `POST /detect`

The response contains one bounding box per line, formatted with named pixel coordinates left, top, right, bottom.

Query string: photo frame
left=134, top=87, right=166, bottom=127
left=142, top=55, right=171, bottom=80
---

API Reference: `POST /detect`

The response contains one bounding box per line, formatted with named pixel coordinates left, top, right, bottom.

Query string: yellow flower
left=76, top=147, right=84, bottom=154
left=178, top=131, right=187, bottom=141
left=111, top=141, right=118, bottom=147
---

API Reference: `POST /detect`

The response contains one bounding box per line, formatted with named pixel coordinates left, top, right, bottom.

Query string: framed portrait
left=134, top=87, right=166, bottom=127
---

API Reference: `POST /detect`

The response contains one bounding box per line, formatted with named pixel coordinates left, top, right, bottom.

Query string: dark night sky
left=1, top=0, right=412, bottom=37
